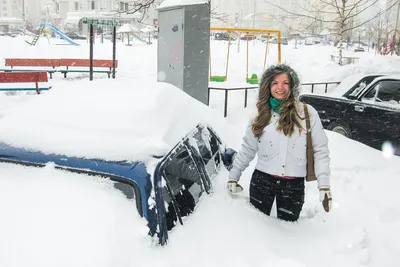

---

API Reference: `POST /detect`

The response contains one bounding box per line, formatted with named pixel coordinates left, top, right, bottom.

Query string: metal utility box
left=157, top=2, right=210, bottom=105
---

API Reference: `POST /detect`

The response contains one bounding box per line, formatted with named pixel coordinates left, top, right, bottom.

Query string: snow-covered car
left=269, top=37, right=288, bottom=45
left=0, top=80, right=234, bottom=245
left=214, top=32, right=237, bottom=41
left=65, top=32, right=87, bottom=40
left=354, top=47, right=365, bottom=52
left=305, top=38, right=314, bottom=45
left=300, top=74, right=400, bottom=155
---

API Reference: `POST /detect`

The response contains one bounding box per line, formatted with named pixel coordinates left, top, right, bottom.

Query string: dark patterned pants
left=249, top=169, right=305, bottom=222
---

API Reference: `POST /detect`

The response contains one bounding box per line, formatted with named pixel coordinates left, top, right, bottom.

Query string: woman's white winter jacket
left=229, top=104, right=330, bottom=188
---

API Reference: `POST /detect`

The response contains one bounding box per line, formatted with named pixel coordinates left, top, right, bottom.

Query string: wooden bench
left=59, top=59, right=118, bottom=78
left=1, top=58, right=60, bottom=79
left=0, top=72, right=50, bottom=94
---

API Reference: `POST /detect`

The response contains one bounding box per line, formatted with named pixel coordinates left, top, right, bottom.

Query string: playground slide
left=40, top=24, right=80, bottom=46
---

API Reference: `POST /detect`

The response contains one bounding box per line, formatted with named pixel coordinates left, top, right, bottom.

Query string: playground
left=1, top=24, right=400, bottom=116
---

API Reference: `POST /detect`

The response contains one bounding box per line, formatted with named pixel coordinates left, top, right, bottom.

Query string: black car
left=300, top=74, right=400, bottom=155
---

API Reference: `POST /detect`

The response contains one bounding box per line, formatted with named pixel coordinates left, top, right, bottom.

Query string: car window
left=362, top=83, right=379, bottom=101
left=376, top=81, right=400, bottom=106
left=349, top=81, right=366, bottom=97
left=162, top=145, right=204, bottom=231
left=363, top=81, right=400, bottom=106
left=114, top=182, right=136, bottom=199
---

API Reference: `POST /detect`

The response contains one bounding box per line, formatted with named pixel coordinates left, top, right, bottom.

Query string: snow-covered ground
left=0, top=34, right=399, bottom=267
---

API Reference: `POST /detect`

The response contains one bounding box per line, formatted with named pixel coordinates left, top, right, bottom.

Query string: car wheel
left=327, top=121, right=352, bottom=138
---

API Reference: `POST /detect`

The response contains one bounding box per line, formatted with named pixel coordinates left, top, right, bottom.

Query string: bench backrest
left=0, top=72, right=48, bottom=83
left=5, top=58, right=60, bottom=67
left=60, top=59, right=118, bottom=68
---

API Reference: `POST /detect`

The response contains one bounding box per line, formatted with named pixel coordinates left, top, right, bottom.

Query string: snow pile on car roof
left=0, top=79, right=227, bottom=162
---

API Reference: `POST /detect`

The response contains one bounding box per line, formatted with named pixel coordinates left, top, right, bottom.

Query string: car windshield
left=162, top=144, right=204, bottom=231
left=160, top=125, right=222, bottom=231
left=327, top=74, right=367, bottom=97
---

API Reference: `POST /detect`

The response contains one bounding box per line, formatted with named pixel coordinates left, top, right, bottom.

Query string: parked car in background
left=66, top=32, right=86, bottom=40
left=269, top=37, right=288, bottom=45
left=259, top=34, right=269, bottom=42
left=300, top=74, right=400, bottom=155
left=240, top=34, right=256, bottom=41
left=214, top=32, right=237, bottom=41
left=354, top=47, right=365, bottom=52
left=305, top=38, right=314, bottom=45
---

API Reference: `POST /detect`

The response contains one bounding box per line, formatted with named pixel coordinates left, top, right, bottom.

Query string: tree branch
left=210, top=6, right=228, bottom=22
left=343, top=1, right=399, bottom=33
left=264, top=1, right=340, bottom=23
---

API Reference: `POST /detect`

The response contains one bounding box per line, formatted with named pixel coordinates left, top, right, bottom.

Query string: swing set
left=209, top=27, right=282, bottom=84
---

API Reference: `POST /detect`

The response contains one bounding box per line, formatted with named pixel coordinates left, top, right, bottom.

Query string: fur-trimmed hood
left=259, top=64, right=300, bottom=97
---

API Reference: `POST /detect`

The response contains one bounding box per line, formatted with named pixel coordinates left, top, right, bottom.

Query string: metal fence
left=208, top=81, right=341, bottom=117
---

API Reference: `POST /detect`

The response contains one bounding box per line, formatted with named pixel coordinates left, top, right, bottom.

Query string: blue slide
left=40, top=23, right=80, bottom=46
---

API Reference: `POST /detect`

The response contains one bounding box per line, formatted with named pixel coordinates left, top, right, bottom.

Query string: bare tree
left=210, top=7, right=229, bottom=23
left=265, top=0, right=397, bottom=65
left=113, top=0, right=226, bottom=24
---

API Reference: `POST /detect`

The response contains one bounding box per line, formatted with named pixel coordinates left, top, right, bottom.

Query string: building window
left=91, top=0, right=95, bottom=10
left=125, top=2, right=129, bottom=11
left=74, top=1, right=79, bottom=10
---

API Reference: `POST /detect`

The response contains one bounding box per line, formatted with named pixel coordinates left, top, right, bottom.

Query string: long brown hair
left=252, top=64, right=304, bottom=138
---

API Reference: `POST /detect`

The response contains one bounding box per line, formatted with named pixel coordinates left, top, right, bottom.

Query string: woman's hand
left=319, top=186, right=332, bottom=212
left=227, top=180, right=243, bottom=193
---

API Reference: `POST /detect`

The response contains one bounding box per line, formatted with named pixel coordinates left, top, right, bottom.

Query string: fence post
left=224, top=89, right=228, bottom=117
left=244, top=88, right=248, bottom=108
left=311, top=84, right=314, bottom=93
left=325, top=83, right=328, bottom=93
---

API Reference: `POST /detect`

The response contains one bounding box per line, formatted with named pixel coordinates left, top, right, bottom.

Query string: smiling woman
left=227, top=63, right=332, bottom=221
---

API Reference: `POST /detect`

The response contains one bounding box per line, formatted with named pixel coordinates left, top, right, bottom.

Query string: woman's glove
left=319, top=186, right=332, bottom=212
left=227, top=180, right=243, bottom=193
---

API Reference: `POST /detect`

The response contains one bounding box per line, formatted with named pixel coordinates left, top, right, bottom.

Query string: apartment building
left=0, top=0, right=59, bottom=30
left=0, top=0, right=27, bottom=31
left=0, top=0, right=24, bottom=18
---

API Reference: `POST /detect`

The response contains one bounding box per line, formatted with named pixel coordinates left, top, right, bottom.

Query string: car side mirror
left=222, top=148, right=237, bottom=171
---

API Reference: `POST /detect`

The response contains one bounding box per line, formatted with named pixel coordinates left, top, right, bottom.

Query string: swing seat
left=246, top=73, right=259, bottom=84
left=210, top=76, right=227, bottom=82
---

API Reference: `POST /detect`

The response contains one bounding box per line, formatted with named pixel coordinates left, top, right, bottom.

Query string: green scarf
left=269, top=97, right=281, bottom=114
